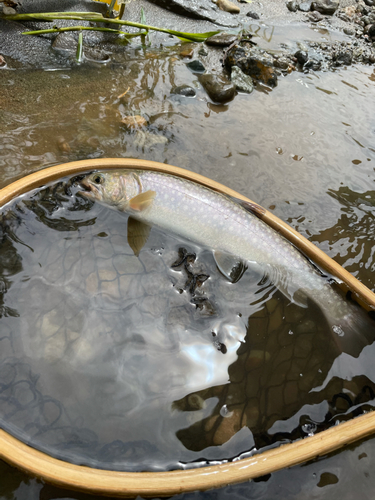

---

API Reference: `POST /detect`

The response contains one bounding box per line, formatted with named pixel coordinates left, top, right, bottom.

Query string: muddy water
left=1, top=24, right=375, bottom=500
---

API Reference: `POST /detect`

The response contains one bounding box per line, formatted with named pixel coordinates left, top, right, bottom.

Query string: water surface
left=1, top=21, right=375, bottom=500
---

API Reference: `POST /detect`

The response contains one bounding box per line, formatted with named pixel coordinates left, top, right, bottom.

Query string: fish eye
left=93, top=174, right=104, bottom=185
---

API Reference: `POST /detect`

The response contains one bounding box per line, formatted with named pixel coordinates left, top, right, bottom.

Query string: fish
left=79, top=169, right=375, bottom=356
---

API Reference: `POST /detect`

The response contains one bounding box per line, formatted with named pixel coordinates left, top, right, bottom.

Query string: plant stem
left=21, top=25, right=145, bottom=37
left=76, top=31, right=83, bottom=62
left=3, top=11, right=219, bottom=42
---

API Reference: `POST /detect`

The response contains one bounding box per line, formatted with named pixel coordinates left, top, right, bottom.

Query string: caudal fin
left=327, top=302, right=375, bottom=358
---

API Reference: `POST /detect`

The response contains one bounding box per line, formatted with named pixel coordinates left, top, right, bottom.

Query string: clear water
left=3, top=176, right=370, bottom=473
left=1, top=21, right=375, bottom=500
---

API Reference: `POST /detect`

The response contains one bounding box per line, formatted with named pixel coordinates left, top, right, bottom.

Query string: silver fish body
left=80, top=169, right=374, bottom=355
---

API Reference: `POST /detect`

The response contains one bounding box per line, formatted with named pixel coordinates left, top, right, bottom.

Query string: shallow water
left=1, top=19, right=375, bottom=500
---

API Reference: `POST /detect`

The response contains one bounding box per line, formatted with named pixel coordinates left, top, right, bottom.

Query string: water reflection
left=0, top=179, right=374, bottom=475
left=311, top=187, right=375, bottom=291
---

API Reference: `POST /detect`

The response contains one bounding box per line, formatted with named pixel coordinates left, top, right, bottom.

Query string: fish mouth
left=78, top=179, right=99, bottom=199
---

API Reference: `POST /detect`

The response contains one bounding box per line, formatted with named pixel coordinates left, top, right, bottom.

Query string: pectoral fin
left=129, top=190, right=156, bottom=211
left=213, top=250, right=247, bottom=283
left=127, top=217, right=152, bottom=256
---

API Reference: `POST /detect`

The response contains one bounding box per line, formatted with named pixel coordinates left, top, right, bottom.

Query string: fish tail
left=326, top=303, right=375, bottom=358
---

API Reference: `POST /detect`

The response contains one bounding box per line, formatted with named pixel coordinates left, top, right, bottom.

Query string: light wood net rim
left=0, top=158, right=374, bottom=498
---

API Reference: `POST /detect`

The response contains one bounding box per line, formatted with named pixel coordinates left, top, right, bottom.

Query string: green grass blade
left=4, top=11, right=220, bottom=42
left=76, top=31, right=83, bottom=62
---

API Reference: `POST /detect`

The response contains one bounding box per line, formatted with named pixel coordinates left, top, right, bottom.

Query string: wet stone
left=304, top=58, right=322, bottom=70
left=286, top=0, right=298, bottom=12
left=230, top=66, right=254, bottom=93
left=308, top=10, right=324, bottom=21
left=121, top=115, right=148, bottom=130
left=333, top=50, right=353, bottom=66
left=186, top=60, right=206, bottom=73
left=171, top=85, right=196, bottom=97
left=247, top=11, right=260, bottom=19
left=225, top=45, right=277, bottom=87
left=199, top=73, right=236, bottom=103
left=311, top=0, right=339, bottom=14
left=216, top=0, right=241, bottom=14
left=299, top=1, right=312, bottom=12
left=295, top=50, right=309, bottom=65
left=52, top=33, right=77, bottom=53
left=205, top=33, right=238, bottom=47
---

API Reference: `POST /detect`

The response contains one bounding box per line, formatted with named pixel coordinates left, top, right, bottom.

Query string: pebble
left=231, top=66, right=254, bottom=93
left=368, top=24, right=375, bottom=38
left=198, top=47, right=208, bottom=56
left=121, top=115, right=148, bottom=130
left=180, top=48, right=194, bottom=58
left=0, top=55, right=6, bottom=67
left=286, top=0, right=298, bottom=12
left=246, top=11, right=260, bottom=19
left=311, top=0, right=339, bottom=15
left=205, top=33, right=238, bottom=47
left=274, top=56, right=290, bottom=69
left=225, top=45, right=278, bottom=87
left=186, top=59, right=206, bottom=73
left=294, top=49, right=309, bottom=64
left=303, top=58, right=322, bottom=70
left=308, top=10, right=324, bottom=21
left=334, top=50, right=353, bottom=65
left=216, top=0, right=241, bottom=14
left=171, top=84, right=196, bottom=97
left=52, top=33, right=77, bottom=53
left=343, top=26, right=356, bottom=36
left=299, top=1, right=312, bottom=12
left=199, top=73, right=236, bottom=103
left=3, top=6, right=16, bottom=15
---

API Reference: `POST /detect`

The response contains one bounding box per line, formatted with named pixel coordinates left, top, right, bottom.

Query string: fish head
left=79, top=170, right=141, bottom=210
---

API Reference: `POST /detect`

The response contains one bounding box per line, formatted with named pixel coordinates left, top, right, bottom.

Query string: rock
left=52, top=33, right=77, bottom=53
left=198, top=47, right=208, bottom=56
left=274, top=56, right=290, bottom=70
left=216, top=0, right=241, bottom=14
left=0, top=55, right=6, bottom=67
left=308, top=10, right=324, bottom=21
left=225, top=45, right=278, bottom=87
left=334, top=50, right=353, bottom=65
left=343, top=26, right=356, bottom=35
left=311, top=0, right=339, bottom=14
left=148, top=0, right=240, bottom=27
left=199, top=73, right=236, bottom=102
left=294, top=49, right=309, bottom=64
left=299, top=1, right=312, bottom=12
left=205, top=33, right=238, bottom=47
left=368, top=24, right=375, bottom=38
left=186, top=59, right=206, bottom=73
left=231, top=66, right=254, bottom=93
left=286, top=0, right=298, bottom=12
left=3, top=6, right=16, bottom=15
left=180, top=48, right=194, bottom=58
left=133, top=130, right=168, bottom=148
left=121, top=115, right=148, bottom=129
left=246, top=11, right=260, bottom=19
left=364, top=0, right=375, bottom=5
left=171, top=84, right=196, bottom=97
left=303, top=58, right=322, bottom=70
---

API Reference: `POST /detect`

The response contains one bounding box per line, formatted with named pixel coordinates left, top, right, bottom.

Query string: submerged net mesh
left=0, top=176, right=374, bottom=471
